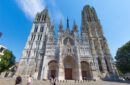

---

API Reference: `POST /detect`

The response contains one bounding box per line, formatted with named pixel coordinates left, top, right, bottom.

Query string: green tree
left=0, top=50, right=15, bottom=73
left=115, top=41, right=130, bottom=74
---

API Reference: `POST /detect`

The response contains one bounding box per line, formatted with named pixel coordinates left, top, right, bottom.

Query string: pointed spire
left=59, top=19, right=63, bottom=32
left=73, top=20, right=78, bottom=32
left=82, top=25, right=85, bottom=33
left=49, top=24, right=54, bottom=32
left=67, top=38, right=71, bottom=46
left=60, top=19, right=63, bottom=26
left=67, top=17, right=69, bottom=28
left=34, top=13, right=40, bottom=22
left=41, top=7, right=48, bottom=14
left=66, top=17, right=70, bottom=33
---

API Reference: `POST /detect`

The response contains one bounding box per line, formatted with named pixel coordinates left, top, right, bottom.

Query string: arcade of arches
left=47, top=56, right=92, bottom=80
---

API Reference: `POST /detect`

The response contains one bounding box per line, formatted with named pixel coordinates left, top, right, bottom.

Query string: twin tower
left=16, top=5, right=117, bottom=80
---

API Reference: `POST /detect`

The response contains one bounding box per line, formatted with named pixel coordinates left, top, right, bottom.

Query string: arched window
left=64, top=37, right=74, bottom=45
left=34, top=25, right=38, bottom=32
left=31, top=35, right=36, bottom=41
left=97, top=57, right=104, bottom=72
left=40, top=26, right=44, bottom=32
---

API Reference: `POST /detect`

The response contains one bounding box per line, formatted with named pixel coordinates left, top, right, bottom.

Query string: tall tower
left=16, top=9, right=51, bottom=79
left=82, top=5, right=115, bottom=77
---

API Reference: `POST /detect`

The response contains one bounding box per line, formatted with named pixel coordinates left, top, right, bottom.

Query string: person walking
left=52, top=75, right=56, bottom=85
left=27, top=75, right=33, bottom=85
left=15, top=75, right=22, bottom=85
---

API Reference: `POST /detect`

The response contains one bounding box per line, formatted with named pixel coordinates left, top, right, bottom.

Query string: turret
left=82, top=5, right=98, bottom=22
left=72, top=20, right=78, bottom=33
left=58, top=20, right=64, bottom=32
left=65, top=17, right=70, bottom=33
left=34, top=8, right=51, bottom=26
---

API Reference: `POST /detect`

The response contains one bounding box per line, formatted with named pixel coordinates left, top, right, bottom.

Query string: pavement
left=0, top=78, right=130, bottom=85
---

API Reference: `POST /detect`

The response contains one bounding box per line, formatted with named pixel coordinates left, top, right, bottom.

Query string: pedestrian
left=49, top=76, right=53, bottom=85
left=27, top=75, right=33, bottom=85
left=52, top=74, right=55, bottom=81
left=53, top=82, right=56, bottom=85
left=15, top=75, right=22, bottom=85
left=51, top=74, right=56, bottom=85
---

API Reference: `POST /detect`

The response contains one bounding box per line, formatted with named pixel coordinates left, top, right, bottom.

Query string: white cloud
left=16, top=0, right=64, bottom=24
left=16, top=0, right=45, bottom=19
left=48, top=0, right=64, bottom=24
left=49, top=8, right=64, bottom=25
left=50, top=0, right=56, bottom=7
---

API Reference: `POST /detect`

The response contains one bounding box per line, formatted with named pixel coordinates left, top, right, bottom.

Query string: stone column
left=104, top=43, right=115, bottom=73
left=106, top=55, right=115, bottom=73
left=90, top=39, right=100, bottom=71
left=77, top=49, right=82, bottom=80
left=35, top=53, right=41, bottom=72
left=90, top=61, right=99, bottom=80
left=58, top=45, right=65, bottom=80
left=42, top=66, right=48, bottom=80
left=97, top=39, right=107, bottom=72
left=77, top=62, right=82, bottom=80
left=58, top=57, right=65, bottom=80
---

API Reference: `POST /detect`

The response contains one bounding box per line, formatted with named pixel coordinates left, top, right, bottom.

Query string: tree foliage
left=0, top=50, right=15, bottom=73
left=115, top=41, right=130, bottom=74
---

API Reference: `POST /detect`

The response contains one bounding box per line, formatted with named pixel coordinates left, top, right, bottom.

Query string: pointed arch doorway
left=63, top=56, right=76, bottom=80
left=81, top=61, right=91, bottom=80
left=48, top=60, right=58, bottom=79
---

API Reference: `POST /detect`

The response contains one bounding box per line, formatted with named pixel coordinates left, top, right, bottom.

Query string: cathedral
left=16, top=5, right=117, bottom=80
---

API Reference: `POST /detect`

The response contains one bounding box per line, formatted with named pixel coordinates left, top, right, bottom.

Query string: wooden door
left=82, top=71, right=87, bottom=79
left=50, top=70, right=56, bottom=77
left=65, top=68, right=72, bottom=80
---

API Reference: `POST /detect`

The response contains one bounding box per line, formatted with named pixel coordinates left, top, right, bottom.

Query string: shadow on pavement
left=102, top=79, right=130, bottom=84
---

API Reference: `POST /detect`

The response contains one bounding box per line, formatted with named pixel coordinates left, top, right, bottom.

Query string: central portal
left=64, top=56, right=76, bottom=80
left=65, top=68, right=72, bottom=79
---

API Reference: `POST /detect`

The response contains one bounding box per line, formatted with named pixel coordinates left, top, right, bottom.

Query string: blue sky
left=0, top=0, right=130, bottom=61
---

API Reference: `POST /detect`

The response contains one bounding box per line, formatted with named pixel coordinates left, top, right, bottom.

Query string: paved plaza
left=0, top=78, right=130, bottom=85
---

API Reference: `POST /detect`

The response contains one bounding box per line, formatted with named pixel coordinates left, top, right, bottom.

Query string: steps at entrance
left=0, top=78, right=130, bottom=85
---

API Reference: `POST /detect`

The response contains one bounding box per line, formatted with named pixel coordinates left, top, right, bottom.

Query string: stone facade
left=16, top=5, right=116, bottom=80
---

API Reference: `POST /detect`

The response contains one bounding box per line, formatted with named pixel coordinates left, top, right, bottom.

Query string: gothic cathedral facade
left=16, top=5, right=116, bottom=80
